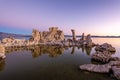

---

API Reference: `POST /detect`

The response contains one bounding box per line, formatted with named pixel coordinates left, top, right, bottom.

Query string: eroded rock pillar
left=81, top=33, right=85, bottom=40
left=71, top=29, right=76, bottom=41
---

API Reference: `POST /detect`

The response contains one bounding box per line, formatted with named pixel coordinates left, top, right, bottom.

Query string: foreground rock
left=79, top=64, right=111, bottom=73
left=109, top=61, right=120, bottom=66
left=112, top=66, right=120, bottom=80
left=91, top=51, right=112, bottom=63
left=95, top=43, right=116, bottom=52
left=80, top=42, right=120, bottom=80
left=110, top=57, right=120, bottom=61
left=80, top=61, right=120, bottom=79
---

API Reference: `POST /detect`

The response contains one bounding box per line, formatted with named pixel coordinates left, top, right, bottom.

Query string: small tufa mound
left=79, top=64, right=111, bottom=73
left=95, top=43, right=116, bottom=52
left=91, top=51, right=112, bottom=63
left=2, top=37, right=15, bottom=44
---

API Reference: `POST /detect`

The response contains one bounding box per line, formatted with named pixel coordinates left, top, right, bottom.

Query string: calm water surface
left=0, top=38, right=120, bottom=80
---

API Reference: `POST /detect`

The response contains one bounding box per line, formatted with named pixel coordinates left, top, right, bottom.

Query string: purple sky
left=0, top=0, right=120, bottom=35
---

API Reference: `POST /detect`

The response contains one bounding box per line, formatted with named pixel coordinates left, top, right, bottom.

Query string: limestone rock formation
left=86, top=34, right=92, bottom=41
left=110, top=57, right=120, bottom=61
left=112, top=66, right=120, bottom=80
left=80, top=33, right=85, bottom=40
left=79, top=33, right=95, bottom=47
left=44, top=27, right=64, bottom=42
left=80, top=58, right=120, bottom=79
left=95, top=43, right=116, bottom=52
left=92, top=43, right=116, bottom=63
left=30, top=27, right=64, bottom=42
left=2, top=37, right=14, bottom=43
left=91, top=51, right=112, bottom=63
left=71, top=29, right=76, bottom=41
left=85, top=34, right=93, bottom=47
left=109, top=61, right=120, bottom=66
left=31, top=29, right=41, bottom=42
left=79, top=64, right=111, bottom=73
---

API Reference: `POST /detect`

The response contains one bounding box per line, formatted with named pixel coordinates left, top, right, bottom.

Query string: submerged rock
left=79, top=64, right=111, bottom=73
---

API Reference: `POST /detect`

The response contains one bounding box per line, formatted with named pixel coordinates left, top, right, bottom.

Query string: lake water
left=0, top=38, right=120, bottom=80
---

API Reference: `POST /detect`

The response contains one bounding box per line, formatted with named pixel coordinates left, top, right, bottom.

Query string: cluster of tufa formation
left=80, top=43, right=120, bottom=80
left=64, top=29, right=95, bottom=47
left=0, top=27, right=95, bottom=47
left=79, top=33, right=94, bottom=47
left=95, top=43, right=116, bottom=52
left=92, top=43, right=116, bottom=63
left=30, top=27, right=64, bottom=42
left=0, top=28, right=95, bottom=60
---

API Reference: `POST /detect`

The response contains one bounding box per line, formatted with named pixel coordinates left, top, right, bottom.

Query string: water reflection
left=5, top=45, right=94, bottom=58
left=0, top=59, right=5, bottom=72
left=71, top=46, right=75, bottom=54
left=31, top=46, right=65, bottom=58
left=0, top=45, right=94, bottom=72
left=85, top=47, right=92, bottom=55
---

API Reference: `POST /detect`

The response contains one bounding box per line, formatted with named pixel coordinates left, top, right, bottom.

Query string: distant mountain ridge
left=64, top=35, right=120, bottom=38
left=0, top=32, right=31, bottom=40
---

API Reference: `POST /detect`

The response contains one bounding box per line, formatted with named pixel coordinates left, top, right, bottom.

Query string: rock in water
left=2, top=37, right=14, bottom=43
left=80, top=33, right=85, bottom=40
left=79, top=64, right=111, bottom=73
left=71, top=29, right=76, bottom=41
left=91, top=51, right=111, bottom=63
left=95, top=43, right=116, bottom=52
left=110, top=57, right=120, bottom=61
left=30, top=27, right=64, bottom=42
left=109, top=61, right=120, bottom=66
left=86, top=34, right=93, bottom=47
left=31, top=29, right=41, bottom=42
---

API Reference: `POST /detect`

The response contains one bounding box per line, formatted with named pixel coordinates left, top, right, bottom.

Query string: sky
left=0, top=0, right=120, bottom=36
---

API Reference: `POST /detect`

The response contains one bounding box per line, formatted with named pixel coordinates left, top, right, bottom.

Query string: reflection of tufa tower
left=71, top=29, right=76, bottom=41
